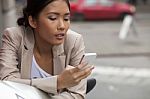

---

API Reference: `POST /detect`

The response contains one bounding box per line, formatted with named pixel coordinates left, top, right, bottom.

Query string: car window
left=84, top=0, right=97, bottom=6
left=98, top=0, right=114, bottom=6
left=70, top=0, right=77, bottom=3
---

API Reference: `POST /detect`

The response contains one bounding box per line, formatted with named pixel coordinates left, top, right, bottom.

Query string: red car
left=70, top=0, right=136, bottom=20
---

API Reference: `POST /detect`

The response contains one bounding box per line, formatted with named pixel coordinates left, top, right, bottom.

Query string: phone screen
left=79, top=53, right=97, bottom=69
left=84, top=53, right=97, bottom=65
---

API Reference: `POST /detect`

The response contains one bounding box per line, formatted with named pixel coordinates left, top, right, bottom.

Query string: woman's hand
left=57, top=63, right=94, bottom=90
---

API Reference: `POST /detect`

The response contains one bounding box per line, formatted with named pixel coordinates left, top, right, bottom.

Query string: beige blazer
left=0, top=27, right=86, bottom=99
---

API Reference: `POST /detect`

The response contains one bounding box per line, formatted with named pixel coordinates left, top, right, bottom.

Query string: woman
left=0, top=0, right=94, bottom=98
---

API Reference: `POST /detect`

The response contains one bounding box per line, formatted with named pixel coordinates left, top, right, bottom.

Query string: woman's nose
left=58, top=19, right=65, bottom=30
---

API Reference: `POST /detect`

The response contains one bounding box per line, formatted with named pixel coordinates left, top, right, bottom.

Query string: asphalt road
left=70, top=13, right=150, bottom=99
left=86, top=56, right=150, bottom=99
left=70, top=13, right=150, bottom=56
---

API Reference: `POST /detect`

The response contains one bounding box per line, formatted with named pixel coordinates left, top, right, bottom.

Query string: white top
left=31, top=55, right=51, bottom=78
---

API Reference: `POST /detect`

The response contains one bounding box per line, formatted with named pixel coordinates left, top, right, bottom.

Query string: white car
left=0, top=77, right=96, bottom=99
left=0, top=81, right=50, bottom=99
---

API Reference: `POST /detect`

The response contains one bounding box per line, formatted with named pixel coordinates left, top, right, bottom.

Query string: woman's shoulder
left=67, top=29, right=82, bottom=37
left=66, top=29, right=82, bottom=42
left=3, top=26, right=24, bottom=38
left=64, top=29, right=83, bottom=47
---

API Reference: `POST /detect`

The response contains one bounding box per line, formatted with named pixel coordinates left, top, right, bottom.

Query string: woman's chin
left=52, top=41, right=64, bottom=46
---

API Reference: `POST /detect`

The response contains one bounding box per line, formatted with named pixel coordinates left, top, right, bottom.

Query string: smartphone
left=79, top=53, right=97, bottom=69
left=84, top=53, right=97, bottom=65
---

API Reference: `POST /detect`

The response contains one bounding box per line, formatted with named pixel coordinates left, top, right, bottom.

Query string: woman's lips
left=55, top=33, right=65, bottom=40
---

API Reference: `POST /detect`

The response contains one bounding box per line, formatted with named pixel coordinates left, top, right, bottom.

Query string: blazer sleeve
left=47, top=32, right=86, bottom=99
left=50, top=32, right=87, bottom=99
left=0, top=28, right=22, bottom=80
left=61, top=32, right=87, bottom=99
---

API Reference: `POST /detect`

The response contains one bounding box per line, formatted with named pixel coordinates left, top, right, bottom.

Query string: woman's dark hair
left=17, top=0, right=70, bottom=27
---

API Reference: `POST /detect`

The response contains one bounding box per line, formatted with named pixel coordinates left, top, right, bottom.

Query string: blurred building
left=0, top=0, right=17, bottom=46
left=0, top=2, right=4, bottom=35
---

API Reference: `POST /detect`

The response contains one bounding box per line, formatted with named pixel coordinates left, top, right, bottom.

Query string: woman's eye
left=48, top=17, right=57, bottom=21
left=64, top=17, right=70, bottom=21
left=64, top=18, right=69, bottom=21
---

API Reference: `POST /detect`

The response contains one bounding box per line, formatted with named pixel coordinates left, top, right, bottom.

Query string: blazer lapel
left=21, top=27, right=35, bottom=79
left=20, top=27, right=66, bottom=77
left=53, top=43, right=66, bottom=75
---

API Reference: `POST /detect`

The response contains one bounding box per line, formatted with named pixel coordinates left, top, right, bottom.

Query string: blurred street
left=0, top=0, right=150, bottom=99
left=70, top=13, right=150, bottom=56
left=70, top=13, right=150, bottom=99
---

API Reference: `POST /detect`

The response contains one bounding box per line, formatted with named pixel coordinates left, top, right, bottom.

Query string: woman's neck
left=34, top=43, right=52, bottom=56
left=34, top=33, right=53, bottom=56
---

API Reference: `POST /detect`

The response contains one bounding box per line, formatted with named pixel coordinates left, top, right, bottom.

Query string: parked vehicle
left=70, top=0, right=136, bottom=20
left=0, top=79, right=96, bottom=99
left=0, top=81, right=50, bottom=99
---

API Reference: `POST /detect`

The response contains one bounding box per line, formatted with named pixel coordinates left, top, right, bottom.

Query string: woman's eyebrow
left=64, top=13, right=70, bottom=16
left=46, top=12, right=70, bottom=15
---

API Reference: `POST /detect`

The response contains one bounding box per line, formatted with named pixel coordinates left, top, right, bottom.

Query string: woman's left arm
left=52, top=32, right=87, bottom=99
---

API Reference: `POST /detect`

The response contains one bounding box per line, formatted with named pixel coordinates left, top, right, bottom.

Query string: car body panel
left=70, top=0, right=136, bottom=20
left=0, top=81, right=50, bottom=99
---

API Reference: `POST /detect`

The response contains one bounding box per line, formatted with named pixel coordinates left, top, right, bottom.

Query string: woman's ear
left=28, top=16, right=37, bottom=28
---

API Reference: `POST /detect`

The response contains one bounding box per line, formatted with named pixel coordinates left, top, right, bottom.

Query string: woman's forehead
left=42, top=0, right=70, bottom=14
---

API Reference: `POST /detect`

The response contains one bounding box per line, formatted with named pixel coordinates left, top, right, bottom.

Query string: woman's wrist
left=57, top=75, right=63, bottom=90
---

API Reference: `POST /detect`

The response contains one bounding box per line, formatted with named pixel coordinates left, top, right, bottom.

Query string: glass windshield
left=98, top=0, right=114, bottom=6
left=84, top=0, right=97, bottom=6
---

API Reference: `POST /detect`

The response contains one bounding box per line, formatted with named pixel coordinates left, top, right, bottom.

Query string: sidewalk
left=97, top=17, right=150, bottom=57
left=71, top=13, right=150, bottom=57
left=86, top=17, right=150, bottom=57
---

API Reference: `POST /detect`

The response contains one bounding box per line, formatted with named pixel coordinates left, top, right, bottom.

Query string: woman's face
left=32, top=0, right=70, bottom=46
